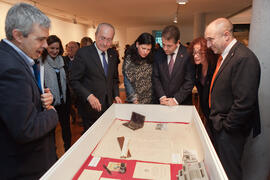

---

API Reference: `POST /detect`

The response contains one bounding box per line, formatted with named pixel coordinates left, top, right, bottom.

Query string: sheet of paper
left=88, top=156, right=101, bottom=167
left=129, top=134, right=173, bottom=163
left=172, top=153, right=182, bottom=164
left=133, top=162, right=171, bottom=180
left=78, top=169, right=102, bottom=180
left=92, top=119, right=204, bottom=163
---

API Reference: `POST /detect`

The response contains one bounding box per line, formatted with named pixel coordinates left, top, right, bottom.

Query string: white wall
left=178, top=23, right=194, bottom=44
left=49, top=16, right=87, bottom=47
left=229, top=7, right=252, bottom=24
left=1, top=1, right=193, bottom=57
left=86, top=27, right=96, bottom=41
left=0, top=2, right=88, bottom=46
left=243, top=0, right=270, bottom=179
left=126, top=25, right=164, bottom=45
left=113, top=25, right=127, bottom=58
left=126, top=24, right=193, bottom=46
left=205, top=13, right=230, bottom=26
left=0, top=2, right=11, bottom=39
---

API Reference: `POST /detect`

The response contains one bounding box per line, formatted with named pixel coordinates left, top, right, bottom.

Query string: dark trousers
left=66, top=88, right=78, bottom=123
left=79, top=96, right=110, bottom=133
left=212, top=129, right=247, bottom=180
left=55, top=103, right=71, bottom=151
left=81, top=110, right=104, bottom=132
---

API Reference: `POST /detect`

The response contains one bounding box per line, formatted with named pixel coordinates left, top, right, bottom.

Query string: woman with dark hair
left=189, top=37, right=218, bottom=139
left=40, top=35, right=71, bottom=151
left=122, top=32, right=156, bottom=104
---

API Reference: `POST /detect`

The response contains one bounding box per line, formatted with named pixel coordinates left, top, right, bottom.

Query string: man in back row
left=0, top=3, right=58, bottom=179
left=205, top=18, right=261, bottom=180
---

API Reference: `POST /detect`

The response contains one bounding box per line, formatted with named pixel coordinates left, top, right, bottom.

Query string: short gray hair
left=5, top=3, right=51, bottom=40
left=95, top=23, right=115, bottom=36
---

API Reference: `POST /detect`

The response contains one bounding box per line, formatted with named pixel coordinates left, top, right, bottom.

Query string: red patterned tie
left=209, top=55, right=223, bottom=108
left=168, top=53, right=175, bottom=76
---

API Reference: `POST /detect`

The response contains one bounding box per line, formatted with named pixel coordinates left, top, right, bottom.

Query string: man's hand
left=167, top=98, right=177, bottom=106
left=160, top=97, right=177, bottom=106
left=133, top=99, right=138, bottom=104
left=114, top=96, right=122, bottom=104
left=46, top=105, right=56, bottom=111
left=41, top=88, right=54, bottom=109
left=160, top=96, right=169, bottom=105
left=87, top=94, right=102, bottom=112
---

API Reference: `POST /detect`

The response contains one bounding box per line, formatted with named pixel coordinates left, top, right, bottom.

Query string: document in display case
left=41, top=104, right=228, bottom=180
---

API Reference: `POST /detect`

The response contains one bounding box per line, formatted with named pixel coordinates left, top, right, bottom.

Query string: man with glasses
left=70, top=23, right=122, bottom=132
left=153, top=25, right=195, bottom=106
left=63, top=41, right=80, bottom=125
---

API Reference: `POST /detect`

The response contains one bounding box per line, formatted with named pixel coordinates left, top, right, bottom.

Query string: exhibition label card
left=133, top=162, right=170, bottom=180
left=78, top=169, right=102, bottom=180
left=88, top=156, right=101, bottom=167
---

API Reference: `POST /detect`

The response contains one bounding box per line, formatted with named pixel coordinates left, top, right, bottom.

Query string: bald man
left=205, top=18, right=261, bottom=180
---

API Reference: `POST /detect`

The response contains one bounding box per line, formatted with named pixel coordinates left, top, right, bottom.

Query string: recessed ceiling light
left=176, top=0, right=189, bottom=5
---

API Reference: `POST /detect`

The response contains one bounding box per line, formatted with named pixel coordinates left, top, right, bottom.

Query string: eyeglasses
left=99, top=36, right=113, bottom=43
left=193, top=51, right=205, bottom=56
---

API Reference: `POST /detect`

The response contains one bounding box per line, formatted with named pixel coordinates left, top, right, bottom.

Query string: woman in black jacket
left=189, top=37, right=218, bottom=140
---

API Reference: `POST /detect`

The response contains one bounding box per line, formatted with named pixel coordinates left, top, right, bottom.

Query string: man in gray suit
left=0, top=3, right=58, bottom=179
left=70, top=23, right=122, bottom=132
left=205, top=18, right=261, bottom=180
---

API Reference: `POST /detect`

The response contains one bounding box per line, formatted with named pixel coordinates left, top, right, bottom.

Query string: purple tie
left=168, top=53, right=175, bottom=75
left=101, top=52, right=108, bottom=76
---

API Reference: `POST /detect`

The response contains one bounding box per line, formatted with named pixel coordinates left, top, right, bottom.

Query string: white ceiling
left=3, top=0, right=253, bottom=27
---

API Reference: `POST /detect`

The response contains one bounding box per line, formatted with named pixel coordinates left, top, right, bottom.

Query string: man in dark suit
left=70, top=23, right=122, bottom=132
left=0, top=3, right=58, bottom=179
left=153, top=25, right=195, bottom=106
left=63, top=41, right=80, bottom=124
left=205, top=18, right=261, bottom=180
left=63, top=41, right=80, bottom=70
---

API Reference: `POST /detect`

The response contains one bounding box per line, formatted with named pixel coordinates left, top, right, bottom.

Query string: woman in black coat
left=189, top=37, right=218, bottom=141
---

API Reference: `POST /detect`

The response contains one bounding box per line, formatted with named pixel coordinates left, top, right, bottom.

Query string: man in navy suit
left=153, top=25, right=195, bottom=106
left=70, top=23, right=122, bottom=132
left=0, top=3, right=58, bottom=179
left=205, top=18, right=261, bottom=180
